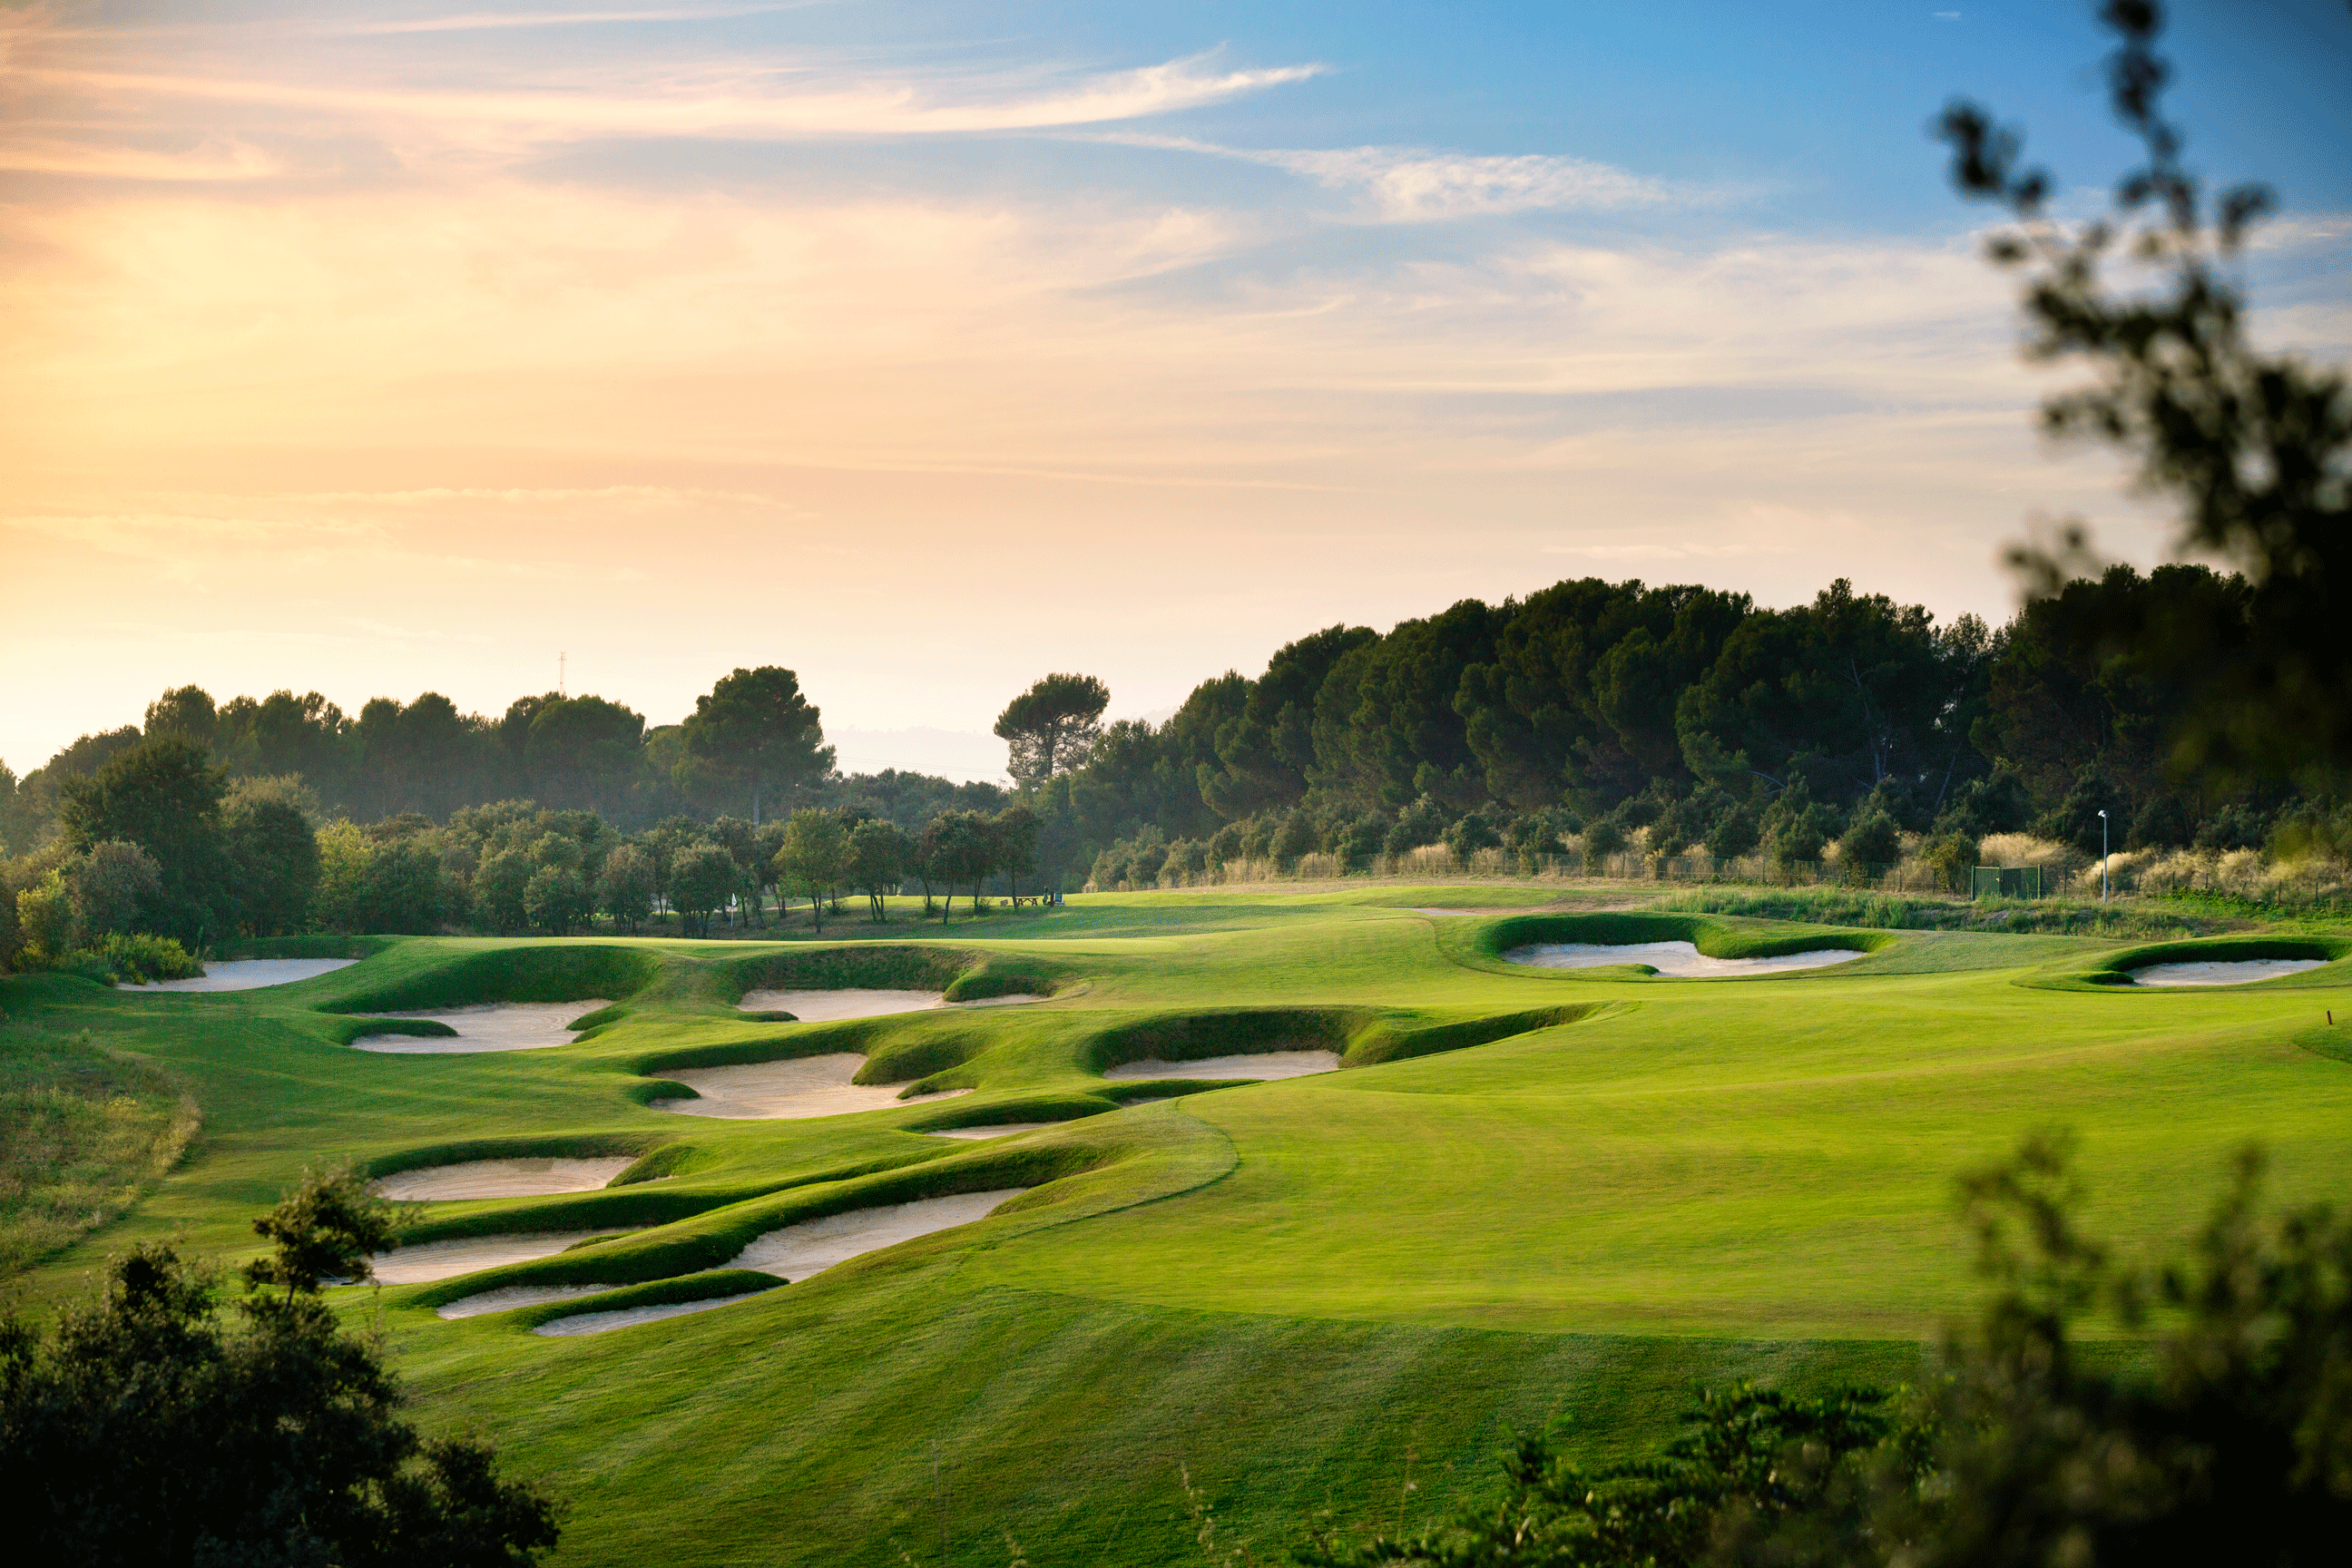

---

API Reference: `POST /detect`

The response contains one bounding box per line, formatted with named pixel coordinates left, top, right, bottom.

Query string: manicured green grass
left=6, top=886, right=2347, bottom=1564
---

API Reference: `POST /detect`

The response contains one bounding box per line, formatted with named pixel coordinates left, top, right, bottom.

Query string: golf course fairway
left=7, top=887, right=2348, bottom=1565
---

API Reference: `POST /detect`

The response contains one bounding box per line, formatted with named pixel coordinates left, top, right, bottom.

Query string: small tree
left=67, top=841, right=162, bottom=940
left=846, top=818, right=907, bottom=924
left=993, top=806, right=1039, bottom=903
left=0, top=1164, right=563, bottom=1563
left=1838, top=808, right=1902, bottom=882
left=522, top=865, right=593, bottom=936
left=669, top=842, right=738, bottom=938
left=471, top=849, right=533, bottom=935
left=772, top=809, right=849, bottom=933
left=596, top=844, right=654, bottom=934
left=993, top=673, right=1110, bottom=787
left=221, top=777, right=320, bottom=937
left=678, top=666, right=834, bottom=824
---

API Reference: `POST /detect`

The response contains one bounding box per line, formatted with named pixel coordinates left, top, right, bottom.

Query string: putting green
left=6, top=889, right=2347, bottom=1565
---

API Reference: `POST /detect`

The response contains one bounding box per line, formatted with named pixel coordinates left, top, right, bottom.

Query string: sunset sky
left=5, top=0, right=2347, bottom=782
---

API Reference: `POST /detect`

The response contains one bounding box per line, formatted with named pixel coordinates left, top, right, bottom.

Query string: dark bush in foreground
left=0, top=1166, right=561, bottom=1567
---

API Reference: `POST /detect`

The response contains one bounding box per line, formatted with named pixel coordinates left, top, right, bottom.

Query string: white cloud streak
left=1104, top=132, right=1707, bottom=221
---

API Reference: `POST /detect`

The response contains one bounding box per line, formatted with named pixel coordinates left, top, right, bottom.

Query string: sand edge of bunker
left=1445, top=909, right=1893, bottom=982
left=2031, top=933, right=2352, bottom=992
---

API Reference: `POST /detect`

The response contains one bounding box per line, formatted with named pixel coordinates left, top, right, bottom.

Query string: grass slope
left=5, top=887, right=2348, bottom=1564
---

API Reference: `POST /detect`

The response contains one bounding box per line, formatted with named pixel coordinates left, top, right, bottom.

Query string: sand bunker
left=368, top=1230, right=630, bottom=1286
left=439, top=1284, right=614, bottom=1320
left=2129, top=958, right=2326, bottom=986
left=370, top=1156, right=635, bottom=1201
left=1505, top=941, right=1862, bottom=977
left=1103, top=1050, right=1341, bottom=1082
left=924, top=1122, right=1056, bottom=1140
left=729, top=1189, right=1030, bottom=1279
left=652, top=1053, right=969, bottom=1120
left=737, top=988, right=943, bottom=1021
left=123, top=958, right=358, bottom=992
left=352, top=1000, right=612, bottom=1054
left=534, top=1294, right=767, bottom=1337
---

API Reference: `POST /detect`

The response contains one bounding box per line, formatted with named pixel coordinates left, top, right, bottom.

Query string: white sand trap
left=534, top=1293, right=769, bottom=1337
left=439, top=1284, right=614, bottom=1320
left=728, top=1189, right=1031, bottom=1279
left=370, top=1156, right=635, bottom=1201
left=368, top=1230, right=631, bottom=1285
left=924, top=1122, right=1057, bottom=1140
left=2130, top=958, right=2325, bottom=986
left=652, top=1052, right=969, bottom=1120
left=123, top=958, right=358, bottom=992
left=352, top=1000, right=612, bottom=1054
left=1505, top=941, right=1862, bottom=977
left=1104, top=1050, right=1341, bottom=1082
left=737, top=988, right=944, bottom=1021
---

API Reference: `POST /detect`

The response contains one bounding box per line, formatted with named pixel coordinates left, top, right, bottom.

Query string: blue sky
left=4, top=0, right=2347, bottom=780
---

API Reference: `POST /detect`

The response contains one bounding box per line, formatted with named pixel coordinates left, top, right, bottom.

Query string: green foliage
left=847, top=818, right=910, bottom=922
left=243, top=1160, right=404, bottom=1295
left=221, top=776, right=320, bottom=936
left=1838, top=808, right=1901, bottom=877
left=995, top=673, right=1111, bottom=785
left=0, top=1218, right=561, bottom=1565
left=55, top=736, right=230, bottom=946
left=595, top=842, right=655, bottom=933
left=774, top=808, right=851, bottom=931
left=1944, top=1, right=2351, bottom=783
left=522, top=865, right=594, bottom=936
left=681, top=666, right=833, bottom=822
left=87, top=933, right=202, bottom=985
left=68, top=840, right=162, bottom=939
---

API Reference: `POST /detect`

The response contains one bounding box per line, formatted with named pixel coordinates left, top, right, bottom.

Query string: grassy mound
left=0, top=1023, right=199, bottom=1280
left=326, top=941, right=664, bottom=1014
left=511, top=1269, right=788, bottom=1330
left=1459, top=910, right=1889, bottom=976
left=2033, top=934, right=2352, bottom=991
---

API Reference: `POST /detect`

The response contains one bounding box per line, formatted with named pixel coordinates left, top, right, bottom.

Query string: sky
left=5, top=0, right=2347, bottom=783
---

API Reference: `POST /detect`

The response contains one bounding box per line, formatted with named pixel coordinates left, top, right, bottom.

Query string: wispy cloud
left=1108, top=133, right=1707, bottom=221
left=19, top=54, right=1328, bottom=162
left=339, top=5, right=815, bottom=35
left=0, top=135, right=288, bottom=181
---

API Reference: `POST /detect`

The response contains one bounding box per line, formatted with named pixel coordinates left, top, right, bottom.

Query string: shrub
left=0, top=1167, right=562, bottom=1563
left=1838, top=808, right=1902, bottom=878
left=523, top=866, right=594, bottom=936
left=67, top=841, right=162, bottom=941
left=89, top=934, right=201, bottom=985
left=1443, top=811, right=1502, bottom=861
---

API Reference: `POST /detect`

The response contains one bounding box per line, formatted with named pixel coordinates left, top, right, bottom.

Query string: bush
left=1703, top=804, right=1760, bottom=861
left=1838, top=808, right=1902, bottom=878
left=0, top=1167, right=562, bottom=1564
left=89, top=935, right=201, bottom=985
left=1443, top=811, right=1502, bottom=861
left=67, top=842, right=162, bottom=941
left=2196, top=801, right=2269, bottom=851
left=523, top=866, right=594, bottom=936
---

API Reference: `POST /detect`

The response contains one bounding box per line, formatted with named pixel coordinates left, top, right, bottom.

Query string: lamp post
left=2098, top=808, right=2109, bottom=904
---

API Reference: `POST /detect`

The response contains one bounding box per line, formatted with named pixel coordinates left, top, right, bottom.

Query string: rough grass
left=0, top=1022, right=198, bottom=1280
